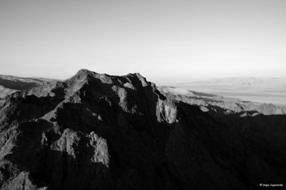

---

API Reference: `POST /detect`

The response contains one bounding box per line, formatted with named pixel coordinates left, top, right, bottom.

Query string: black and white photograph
left=0, top=0, right=286, bottom=189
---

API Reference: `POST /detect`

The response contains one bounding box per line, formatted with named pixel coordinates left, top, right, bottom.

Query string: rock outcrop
left=0, top=69, right=285, bottom=190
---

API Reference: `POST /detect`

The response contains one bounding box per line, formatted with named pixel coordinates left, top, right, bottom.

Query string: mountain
left=0, top=69, right=286, bottom=189
left=0, top=75, right=53, bottom=99
left=176, top=77, right=286, bottom=105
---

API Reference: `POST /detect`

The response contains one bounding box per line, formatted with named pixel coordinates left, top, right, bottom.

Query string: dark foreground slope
left=161, top=86, right=286, bottom=188
left=0, top=70, right=285, bottom=190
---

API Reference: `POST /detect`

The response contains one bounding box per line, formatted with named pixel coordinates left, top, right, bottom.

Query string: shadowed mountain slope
left=0, top=70, right=285, bottom=189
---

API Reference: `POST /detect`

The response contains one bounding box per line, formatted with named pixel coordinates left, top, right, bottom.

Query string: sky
left=0, top=0, right=286, bottom=83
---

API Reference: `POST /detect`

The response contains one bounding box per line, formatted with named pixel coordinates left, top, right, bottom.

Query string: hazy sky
left=0, top=0, right=286, bottom=83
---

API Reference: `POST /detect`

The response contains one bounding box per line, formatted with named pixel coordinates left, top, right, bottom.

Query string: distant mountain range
left=0, top=75, right=54, bottom=98
left=174, top=77, right=286, bottom=105
left=178, top=77, right=286, bottom=90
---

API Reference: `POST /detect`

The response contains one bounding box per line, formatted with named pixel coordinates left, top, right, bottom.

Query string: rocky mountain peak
left=64, top=69, right=150, bottom=92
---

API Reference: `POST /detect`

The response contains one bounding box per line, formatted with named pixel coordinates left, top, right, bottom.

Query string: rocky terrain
left=0, top=69, right=286, bottom=190
left=0, top=75, right=52, bottom=104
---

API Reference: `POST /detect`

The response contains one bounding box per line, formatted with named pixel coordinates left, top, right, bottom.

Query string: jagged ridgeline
left=0, top=69, right=286, bottom=190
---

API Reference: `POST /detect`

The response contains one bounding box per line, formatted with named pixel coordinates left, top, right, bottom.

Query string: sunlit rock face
left=0, top=69, right=286, bottom=190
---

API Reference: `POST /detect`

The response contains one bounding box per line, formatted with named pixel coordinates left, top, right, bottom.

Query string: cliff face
left=0, top=69, right=285, bottom=190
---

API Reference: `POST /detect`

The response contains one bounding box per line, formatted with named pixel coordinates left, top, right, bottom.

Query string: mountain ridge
left=0, top=69, right=286, bottom=189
